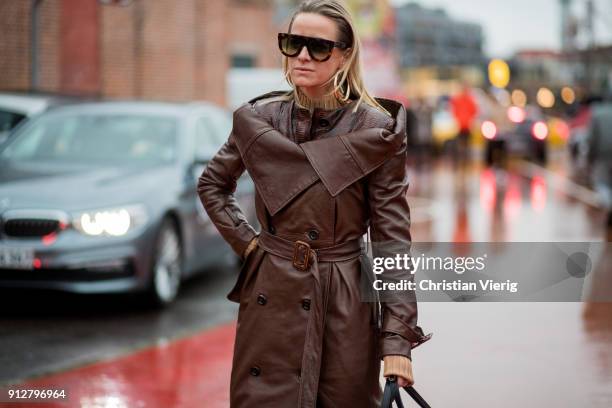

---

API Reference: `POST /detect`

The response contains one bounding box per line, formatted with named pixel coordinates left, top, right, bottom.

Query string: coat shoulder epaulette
left=246, top=90, right=292, bottom=125
left=357, top=101, right=396, bottom=131
left=247, top=90, right=292, bottom=106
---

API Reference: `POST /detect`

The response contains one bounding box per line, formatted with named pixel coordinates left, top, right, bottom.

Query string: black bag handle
left=381, top=376, right=404, bottom=408
left=381, top=376, right=431, bottom=408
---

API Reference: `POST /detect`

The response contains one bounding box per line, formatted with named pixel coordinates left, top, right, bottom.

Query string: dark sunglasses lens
left=308, top=39, right=333, bottom=61
left=280, top=35, right=302, bottom=56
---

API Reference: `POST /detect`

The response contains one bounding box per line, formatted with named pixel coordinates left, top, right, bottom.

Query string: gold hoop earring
left=333, top=71, right=350, bottom=102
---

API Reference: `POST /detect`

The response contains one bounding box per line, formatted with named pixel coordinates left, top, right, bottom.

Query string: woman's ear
left=339, top=49, right=351, bottom=68
left=340, top=50, right=350, bottom=68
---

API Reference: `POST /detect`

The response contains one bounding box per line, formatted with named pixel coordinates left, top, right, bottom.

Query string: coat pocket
left=359, top=253, right=382, bottom=330
left=227, top=245, right=260, bottom=303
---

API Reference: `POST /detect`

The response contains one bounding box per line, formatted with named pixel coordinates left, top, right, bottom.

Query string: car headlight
left=72, top=204, right=149, bottom=237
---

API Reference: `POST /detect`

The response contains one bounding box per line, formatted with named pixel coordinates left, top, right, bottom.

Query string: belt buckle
left=293, top=240, right=312, bottom=271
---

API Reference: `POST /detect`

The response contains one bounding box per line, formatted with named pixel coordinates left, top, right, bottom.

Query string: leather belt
left=257, top=229, right=363, bottom=270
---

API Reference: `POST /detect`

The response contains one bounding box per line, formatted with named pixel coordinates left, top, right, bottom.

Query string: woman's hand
left=383, top=355, right=414, bottom=387
left=242, top=236, right=259, bottom=259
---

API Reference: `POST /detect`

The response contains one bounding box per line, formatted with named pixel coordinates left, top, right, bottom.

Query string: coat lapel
left=232, top=103, right=320, bottom=216
left=231, top=99, right=407, bottom=216
left=299, top=111, right=406, bottom=197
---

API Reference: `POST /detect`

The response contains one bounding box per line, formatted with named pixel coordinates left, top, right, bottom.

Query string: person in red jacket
left=450, top=84, right=478, bottom=166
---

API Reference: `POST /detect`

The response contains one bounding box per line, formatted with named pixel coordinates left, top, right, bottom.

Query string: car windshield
left=0, top=109, right=27, bottom=133
left=0, top=112, right=178, bottom=165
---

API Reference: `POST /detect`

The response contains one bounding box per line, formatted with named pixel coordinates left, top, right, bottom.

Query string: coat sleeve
left=366, top=130, right=432, bottom=362
left=197, top=131, right=258, bottom=259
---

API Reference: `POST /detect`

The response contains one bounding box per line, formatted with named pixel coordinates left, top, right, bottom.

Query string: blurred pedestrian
left=412, top=97, right=434, bottom=168
left=197, top=1, right=432, bottom=407
left=584, top=99, right=612, bottom=226
left=450, top=84, right=478, bottom=167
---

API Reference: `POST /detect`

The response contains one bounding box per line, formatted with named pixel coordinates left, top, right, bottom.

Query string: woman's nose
left=297, top=45, right=310, bottom=61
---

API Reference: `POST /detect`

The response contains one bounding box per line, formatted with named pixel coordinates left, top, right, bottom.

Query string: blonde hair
left=281, top=0, right=390, bottom=116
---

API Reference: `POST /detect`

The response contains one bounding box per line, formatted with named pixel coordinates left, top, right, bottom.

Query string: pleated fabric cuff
left=383, top=355, right=412, bottom=380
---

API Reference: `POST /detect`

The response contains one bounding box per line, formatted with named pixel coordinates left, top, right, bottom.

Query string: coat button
left=250, top=366, right=261, bottom=376
left=307, top=229, right=319, bottom=240
left=269, top=225, right=276, bottom=235
left=319, top=118, right=330, bottom=128
left=257, top=294, right=267, bottom=305
left=302, top=299, right=311, bottom=311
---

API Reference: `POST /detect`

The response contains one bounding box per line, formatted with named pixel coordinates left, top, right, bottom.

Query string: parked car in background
left=0, top=101, right=257, bottom=306
left=483, top=104, right=550, bottom=166
left=0, top=92, right=94, bottom=144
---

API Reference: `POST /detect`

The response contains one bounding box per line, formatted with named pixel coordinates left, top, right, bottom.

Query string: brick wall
left=229, top=1, right=280, bottom=69
left=100, top=2, right=137, bottom=98
left=61, top=0, right=99, bottom=94
left=1, top=0, right=280, bottom=106
left=193, top=0, right=229, bottom=106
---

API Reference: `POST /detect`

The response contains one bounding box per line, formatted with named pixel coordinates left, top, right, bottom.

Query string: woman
left=197, top=1, right=431, bottom=406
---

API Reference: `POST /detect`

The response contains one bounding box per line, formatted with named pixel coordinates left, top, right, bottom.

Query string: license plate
left=0, top=247, right=35, bottom=269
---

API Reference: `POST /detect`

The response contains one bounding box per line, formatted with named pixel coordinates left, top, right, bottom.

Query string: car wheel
left=497, top=142, right=508, bottom=167
left=146, top=218, right=183, bottom=307
left=485, top=141, right=506, bottom=167
left=485, top=142, right=494, bottom=166
left=535, top=144, right=547, bottom=164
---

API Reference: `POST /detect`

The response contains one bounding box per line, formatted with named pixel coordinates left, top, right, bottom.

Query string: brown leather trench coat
left=197, top=91, right=432, bottom=408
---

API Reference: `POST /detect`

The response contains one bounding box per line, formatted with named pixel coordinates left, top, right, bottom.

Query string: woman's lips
left=294, top=67, right=313, bottom=72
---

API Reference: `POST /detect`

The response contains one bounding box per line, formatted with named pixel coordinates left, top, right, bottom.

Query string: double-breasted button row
left=319, top=118, right=330, bottom=128
left=257, top=293, right=310, bottom=311
left=250, top=366, right=261, bottom=376
left=269, top=225, right=276, bottom=235
left=307, top=229, right=319, bottom=240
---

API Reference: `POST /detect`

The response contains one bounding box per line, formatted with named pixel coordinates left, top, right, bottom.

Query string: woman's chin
left=293, top=79, right=319, bottom=89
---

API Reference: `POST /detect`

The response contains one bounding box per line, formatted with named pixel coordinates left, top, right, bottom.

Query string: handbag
left=381, top=376, right=431, bottom=408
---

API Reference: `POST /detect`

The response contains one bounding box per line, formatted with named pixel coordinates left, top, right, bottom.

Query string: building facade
left=0, top=0, right=280, bottom=107
left=395, top=2, right=484, bottom=69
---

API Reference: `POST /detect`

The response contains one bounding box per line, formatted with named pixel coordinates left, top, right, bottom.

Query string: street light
left=561, top=86, right=575, bottom=104
left=511, top=89, right=527, bottom=107
left=488, top=59, right=510, bottom=89
left=536, top=87, right=555, bottom=109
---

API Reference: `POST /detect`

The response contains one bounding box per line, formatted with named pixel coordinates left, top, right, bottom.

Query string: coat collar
left=232, top=93, right=407, bottom=216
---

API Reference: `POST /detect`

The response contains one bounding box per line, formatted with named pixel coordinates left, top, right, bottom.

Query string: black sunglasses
left=278, top=33, right=348, bottom=62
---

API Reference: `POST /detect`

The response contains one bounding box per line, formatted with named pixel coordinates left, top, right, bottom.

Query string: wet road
left=0, top=263, right=240, bottom=385
left=0, top=150, right=610, bottom=407
left=405, top=152, right=612, bottom=407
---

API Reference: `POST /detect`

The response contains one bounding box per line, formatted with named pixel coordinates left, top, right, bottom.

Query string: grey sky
left=390, top=0, right=612, bottom=58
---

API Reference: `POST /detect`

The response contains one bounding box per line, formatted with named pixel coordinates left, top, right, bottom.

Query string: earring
left=333, top=71, right=351, bottom=102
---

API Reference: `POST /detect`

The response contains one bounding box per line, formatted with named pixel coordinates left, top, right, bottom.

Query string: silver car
left=0, top=101, right=256, bottom=306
